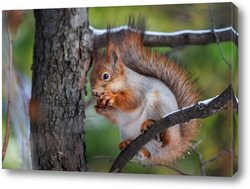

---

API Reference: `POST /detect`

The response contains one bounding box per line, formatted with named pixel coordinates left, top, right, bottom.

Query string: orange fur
left=111, top=90, right=141, bottom=113
left=139, top=147, right=151, bottom=159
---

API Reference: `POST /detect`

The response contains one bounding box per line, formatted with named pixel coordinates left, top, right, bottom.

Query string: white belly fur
left=116, top=68, right=181, bottom=161
left=118, top=107, right=146, bottom=140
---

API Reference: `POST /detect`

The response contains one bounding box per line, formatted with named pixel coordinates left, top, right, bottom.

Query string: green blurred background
left=2, top=3, right=238, bottom=176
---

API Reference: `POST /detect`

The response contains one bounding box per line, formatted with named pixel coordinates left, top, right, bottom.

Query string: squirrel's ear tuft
left=111, top=50, right=118, bottom=63
left=110, top=50, right=120, bottom=72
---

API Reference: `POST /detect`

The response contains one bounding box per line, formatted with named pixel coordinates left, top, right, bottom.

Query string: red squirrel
left=90, top=17, right=200, bottom=164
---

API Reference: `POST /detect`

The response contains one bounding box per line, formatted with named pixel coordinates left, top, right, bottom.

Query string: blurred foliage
left=2, top=3, right=238, bottom=176
left=2, top=11, right=34, bottom=170
left=12, top=11, right=35, bottom=78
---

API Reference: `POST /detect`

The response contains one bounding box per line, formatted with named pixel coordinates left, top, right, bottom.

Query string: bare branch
left=2, top=13, right=13, bottom=161
left=109, top=84, right=237, bottom=173
left=232, top=149, right=238, bottom=160
left=192, top=140, right=237, bottom=176
left=191, top=140, right=206, bottom=176
left=90, top=26, right=238, bottom=48
left=232, top=94, right=239, bottom=116
left=134, top=161, right=191, bottom=176
left=94, top=155, right=191, bottom=176
left=209, top=3, right=232, bottom=69
left=203, top=149, right=233, bottom=165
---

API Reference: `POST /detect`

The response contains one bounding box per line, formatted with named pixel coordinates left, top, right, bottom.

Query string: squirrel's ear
left=110, top=50, right=120, bottom=72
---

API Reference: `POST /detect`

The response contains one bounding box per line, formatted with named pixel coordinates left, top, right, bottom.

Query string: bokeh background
left=2, top=3, right=238, bottom=176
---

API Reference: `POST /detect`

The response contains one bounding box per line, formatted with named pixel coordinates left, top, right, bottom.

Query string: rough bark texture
left=29, top=8, right=92, bottom=171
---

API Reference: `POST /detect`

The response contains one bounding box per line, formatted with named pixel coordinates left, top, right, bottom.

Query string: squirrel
left=90, top=16, right=200, bottom=164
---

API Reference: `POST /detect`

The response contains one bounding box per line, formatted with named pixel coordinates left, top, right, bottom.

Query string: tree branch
left=191, top=140, right=206, bottom=176
left=209, top=3, right=232, bottom=69
left=94, top=155, right=191, bottom=176
left=232, top=93, right=239, bottom=116
left=192, top=139, right=237, bottom=176
left=90, top=26, right=238, bottom=48
left=109, top=84, right=237, bottom=173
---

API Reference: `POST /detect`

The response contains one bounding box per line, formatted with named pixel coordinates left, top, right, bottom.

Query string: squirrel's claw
left=118, top=139, right=133, bottom=151
left=99, top=90, right=115, bottom=107
left=140, top=119, right=156, bottom=134
left=94, top=105, right=108, bottom=115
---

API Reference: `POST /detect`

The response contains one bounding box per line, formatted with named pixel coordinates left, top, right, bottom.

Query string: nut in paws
left=99, top=90, right=115, bottom=107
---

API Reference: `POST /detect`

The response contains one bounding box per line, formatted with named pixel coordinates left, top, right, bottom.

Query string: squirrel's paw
left=140, top=119, right=156, bottom=134
left=94, top=97, right=109, bottom=112
left=94, top=105, right=108, bottom=115
left=99, top=90, right=115, bottom=107
left=118, top=139, right=133, bottom=151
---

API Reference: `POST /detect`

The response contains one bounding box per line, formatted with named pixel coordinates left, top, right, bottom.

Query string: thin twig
left=192, top=140, right=206, bottom=176
left=94, top=155, right=191, bottom=176
left=2, top=12, right=13, bottom=161
left=209, top=3, right=232, bottom=69
left=232, top=149, right=238, bottom=160
left=192, top=140, right=238, bottom=176
left=203, top=149, right=232, bottom=165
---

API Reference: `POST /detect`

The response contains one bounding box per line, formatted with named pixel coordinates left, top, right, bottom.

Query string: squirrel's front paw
left=118, top=139, right=133, bottom=151
left=94, top=97, right=108, bottom=114
left=94, top=105, right=108, bottom=115
left=99, top=90, right=115, bottom=107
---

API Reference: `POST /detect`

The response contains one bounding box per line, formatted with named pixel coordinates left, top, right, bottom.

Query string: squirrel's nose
left=90, top=86, right=98, bottom=96
left=90, top=86, right=94, bottom=93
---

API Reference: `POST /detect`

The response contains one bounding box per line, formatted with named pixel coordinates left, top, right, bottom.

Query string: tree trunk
left=29, top=8, right=91, bottom=171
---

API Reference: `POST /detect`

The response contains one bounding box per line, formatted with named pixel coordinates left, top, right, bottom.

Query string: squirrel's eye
left=103, top=73, right=109, bottom=80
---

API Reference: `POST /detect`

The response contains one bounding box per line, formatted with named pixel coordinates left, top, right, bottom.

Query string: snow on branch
left=90, top=26, right=238, bottom=48
left=109, top=84, right=238, bottom=173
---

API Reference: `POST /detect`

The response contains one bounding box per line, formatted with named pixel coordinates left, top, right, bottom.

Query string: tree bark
left=29, top=8, right=91, bottom=171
